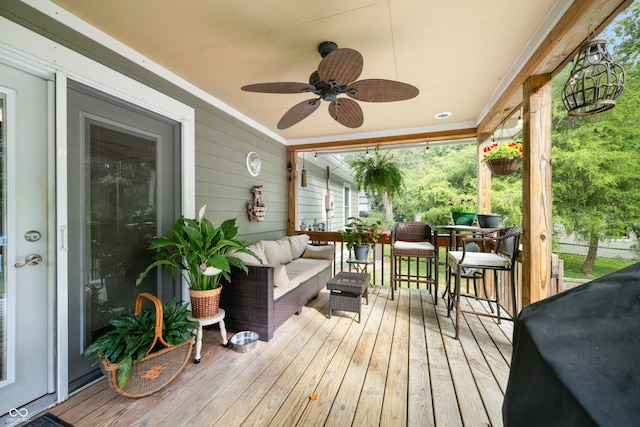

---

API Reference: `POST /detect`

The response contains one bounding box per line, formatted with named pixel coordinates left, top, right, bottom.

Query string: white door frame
left=0, top=16, right=195, bottom=405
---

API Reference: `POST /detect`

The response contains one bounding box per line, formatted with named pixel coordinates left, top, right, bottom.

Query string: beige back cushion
left=261, top=238, right=293, bottom=265
left=231, top=241, right=266, bottom=266
left=287, top=234, right=310, bottom=259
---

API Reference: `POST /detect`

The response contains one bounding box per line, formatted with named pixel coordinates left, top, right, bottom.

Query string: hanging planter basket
left=485, top=158, right=522, bottom=176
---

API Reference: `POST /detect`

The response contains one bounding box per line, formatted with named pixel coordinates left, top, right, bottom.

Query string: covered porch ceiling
left=44, top=0, right=629, bottom=149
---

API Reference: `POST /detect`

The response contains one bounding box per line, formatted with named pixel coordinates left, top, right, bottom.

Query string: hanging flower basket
left=485, top=158, right=522, bottom=176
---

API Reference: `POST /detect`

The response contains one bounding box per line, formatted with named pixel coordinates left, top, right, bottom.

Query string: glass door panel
left=85, top=122, right=159, bottom=342
left=67, top=82, right=181, bottom=390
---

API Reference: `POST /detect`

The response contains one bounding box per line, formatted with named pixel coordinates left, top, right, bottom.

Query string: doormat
left=25, top=413, right=74, bottom=427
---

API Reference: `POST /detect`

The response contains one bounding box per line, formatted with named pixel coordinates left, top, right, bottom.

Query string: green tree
left=552, top=7, right=640, bottom=275
left=610, top=1, right=640, bottom=65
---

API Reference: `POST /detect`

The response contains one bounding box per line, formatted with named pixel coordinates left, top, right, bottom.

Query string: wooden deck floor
left=48, top=286, right=513, bottom=427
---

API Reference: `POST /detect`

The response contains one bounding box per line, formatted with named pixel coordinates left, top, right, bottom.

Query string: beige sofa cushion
left=287, top=234, right=310, bottom=259
left=302, top=244, right=335, bottom=260
left=262, top=238, right=294, bottom=265
left=231, top=241, right=266, bottom=266
left=271, top=264, right=289, bottom=288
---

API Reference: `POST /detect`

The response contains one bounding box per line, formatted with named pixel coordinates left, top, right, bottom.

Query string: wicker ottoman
left=327, top=272, right=370, bottom=322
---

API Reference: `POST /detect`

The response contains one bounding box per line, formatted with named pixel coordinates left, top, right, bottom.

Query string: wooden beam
left=521, top=74, right=553, bottom=308
left=287, top=150, right=298, bottom=235
left=286, top=128, right=477, bottom=153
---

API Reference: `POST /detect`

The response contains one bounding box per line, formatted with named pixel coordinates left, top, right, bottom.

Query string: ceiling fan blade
left=277, top=98, right=321, bottom=129
left=346, top=79, right=419, bottom=102
left=317, top=48, right=363, bottom=86
left=328, top=98, right=364, bottom=128
left=241, top=82, right=315, bottom=94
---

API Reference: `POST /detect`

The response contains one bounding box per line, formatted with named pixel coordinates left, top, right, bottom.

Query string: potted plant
left=483, top=140, right=523, bottom=176
left=449, top=197, right=477, bottom=225
left=349, top=146, right=404, bottom=222
left=136, top=205, right=259, bottom=318
left=477, top=212, right=502, bottom=228
left=340, top=217, right=383, bottom=260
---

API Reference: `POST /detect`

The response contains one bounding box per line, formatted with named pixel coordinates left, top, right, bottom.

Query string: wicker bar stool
left=446, top=227, right=522, bottom=339
left=390, top=222, right=439, bottom=302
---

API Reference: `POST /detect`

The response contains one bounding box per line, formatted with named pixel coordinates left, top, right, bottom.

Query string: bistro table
left=503, top=262, right=640, bottom=426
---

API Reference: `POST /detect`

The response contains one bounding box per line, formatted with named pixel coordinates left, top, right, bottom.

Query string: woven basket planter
left=100, top=293, right=193, bottom=398
left=189, top=286, right=222, bottom=318
left=485, top=158, right=522, bottom=176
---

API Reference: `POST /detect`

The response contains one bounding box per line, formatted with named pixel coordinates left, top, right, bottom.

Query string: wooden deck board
left=323, top=286, right=387, bottom=426
left=48, top=286, right=513, bottom=427
left=424, top=295, right=463, bottom=427
left=352, top=287, right=397, bottom=426
left=408, top=289, right=434, bottom=426
left=380, top=287, right=410, bottom=426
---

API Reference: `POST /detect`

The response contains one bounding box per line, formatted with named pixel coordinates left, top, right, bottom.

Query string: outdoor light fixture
left=562, top=38, right=625, bottom=116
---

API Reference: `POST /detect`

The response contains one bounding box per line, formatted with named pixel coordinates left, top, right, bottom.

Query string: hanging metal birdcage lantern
left=562, top=38, right=625, bottom=116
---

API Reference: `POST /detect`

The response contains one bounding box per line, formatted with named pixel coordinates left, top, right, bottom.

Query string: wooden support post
left=287, top=149, right=298, bottom=235
left=522, top=74, right=553, bottom=309
left=477, top=132, right=493, bottom=214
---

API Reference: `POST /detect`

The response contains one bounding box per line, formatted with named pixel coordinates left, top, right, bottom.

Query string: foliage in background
left=384, top=145, right=522, bottom=226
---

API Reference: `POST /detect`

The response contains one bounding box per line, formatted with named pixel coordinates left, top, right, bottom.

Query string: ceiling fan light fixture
left=243, top=41, right=419, bottom=129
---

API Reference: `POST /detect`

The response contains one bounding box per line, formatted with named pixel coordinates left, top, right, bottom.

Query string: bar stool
left=390, top=222, right=439, bottom=302
left=446, top=227, right=522, bottom=339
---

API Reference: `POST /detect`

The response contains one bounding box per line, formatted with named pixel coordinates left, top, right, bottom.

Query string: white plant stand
left=187, top=308, right=228, bottom=363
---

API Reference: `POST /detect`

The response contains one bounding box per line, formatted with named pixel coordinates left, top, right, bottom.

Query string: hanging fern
left=350, top=146, right=404, bottom=199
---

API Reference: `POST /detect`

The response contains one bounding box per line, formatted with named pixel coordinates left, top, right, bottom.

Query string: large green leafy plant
left=349, top=146, right=404, bottom=221
left=83, top=299, right=198, bottom=389
left=136, top=205, right=258, bottom=290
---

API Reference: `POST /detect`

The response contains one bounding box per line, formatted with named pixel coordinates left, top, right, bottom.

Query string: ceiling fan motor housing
left=318, top=41, right=338, bottom=57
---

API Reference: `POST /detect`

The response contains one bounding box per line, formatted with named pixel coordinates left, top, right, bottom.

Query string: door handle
left=15, top=254, right=43, bottom=268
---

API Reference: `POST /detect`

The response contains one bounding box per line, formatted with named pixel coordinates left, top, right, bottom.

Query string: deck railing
left=296, top=230, right=563, bottom=319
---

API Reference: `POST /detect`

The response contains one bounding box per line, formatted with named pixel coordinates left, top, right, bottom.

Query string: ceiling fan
left=241, top=42, right=419, bottom=129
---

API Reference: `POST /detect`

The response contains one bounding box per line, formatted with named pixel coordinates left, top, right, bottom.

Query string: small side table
left=346, top=258, right=374, bottom=274
left=327, top=272, right=370, bottom=322
left=187, top=308, right=228, bottom=364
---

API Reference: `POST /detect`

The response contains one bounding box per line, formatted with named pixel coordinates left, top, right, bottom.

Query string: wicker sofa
left=220, top=234, right=334, bottom=341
